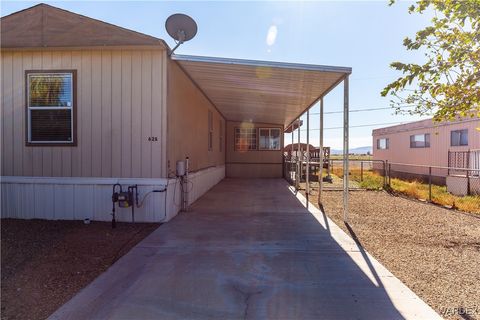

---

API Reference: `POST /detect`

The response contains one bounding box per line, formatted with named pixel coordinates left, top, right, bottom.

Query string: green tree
left=382, top=0, right=480, bottom=122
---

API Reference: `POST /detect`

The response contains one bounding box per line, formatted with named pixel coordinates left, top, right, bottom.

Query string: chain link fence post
left=360, top=161, right=364, bottom=182
left=428, top=166, right=432, bottom=202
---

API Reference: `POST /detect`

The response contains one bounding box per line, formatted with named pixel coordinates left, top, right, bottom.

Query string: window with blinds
left=259, top=128, right=281, bottom=150
left=27, top=71, right=76, bottom=145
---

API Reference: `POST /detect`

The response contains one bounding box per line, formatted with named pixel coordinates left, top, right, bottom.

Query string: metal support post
left=361, top=161, right=364, bottom=182
left=343, top=76, right=349, bottom=223
left=296, top=118, right=301, bottom=190
left=318, top=98, right=324, bottom=206
left=306, top=109, right=310, bottom=202
left=428, top=166, right=432, bottom=202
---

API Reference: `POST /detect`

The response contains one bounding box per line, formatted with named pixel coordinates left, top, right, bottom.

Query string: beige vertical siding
left=166, top=60, right=225, bottom=174
left=226, top=121, right=284, bottom=178
left=1, top=48, right=167, bottom=178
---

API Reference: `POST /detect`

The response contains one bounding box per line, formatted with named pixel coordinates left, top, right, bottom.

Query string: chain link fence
left=284, top=155, right=480, bottom=214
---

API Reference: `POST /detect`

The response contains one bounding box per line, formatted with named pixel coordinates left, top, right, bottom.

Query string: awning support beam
left=318, top=98, right=324, bottom=206
left=296, top=118, right=301, bottom=191
left=306, top=109, right=310, bottom=207
left=343, top=76, right=350, bottom=223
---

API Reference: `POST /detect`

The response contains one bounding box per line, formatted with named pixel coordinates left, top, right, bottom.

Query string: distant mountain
left=331, top=146, right=372, bottom=155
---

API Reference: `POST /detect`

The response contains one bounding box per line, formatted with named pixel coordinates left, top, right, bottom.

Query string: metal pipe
left=318, top=98, right=324, bottom=206
left=343, top=76, right=349, bottom=223
left=306, top=109, right=310, bottom=203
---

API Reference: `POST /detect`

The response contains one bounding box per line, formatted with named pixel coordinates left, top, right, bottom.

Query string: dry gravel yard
left=311, top=189, right=480, bottom=320
left=1, top=219, right=159, bottom=320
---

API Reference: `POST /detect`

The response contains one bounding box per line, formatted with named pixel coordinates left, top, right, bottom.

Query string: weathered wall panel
left=1, top=49, right=167, bottom=178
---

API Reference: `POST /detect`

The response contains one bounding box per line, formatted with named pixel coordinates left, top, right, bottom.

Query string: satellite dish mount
left=165, top=13, right=198, bottom=55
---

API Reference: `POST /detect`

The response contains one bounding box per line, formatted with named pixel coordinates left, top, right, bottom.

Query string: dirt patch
left=307, top=189, right=480, bottom=320
left=1, top=219, right=159, bottom=320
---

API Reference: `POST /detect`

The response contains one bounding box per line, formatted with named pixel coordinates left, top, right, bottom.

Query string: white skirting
left=0, top=165, right=225, bottom=223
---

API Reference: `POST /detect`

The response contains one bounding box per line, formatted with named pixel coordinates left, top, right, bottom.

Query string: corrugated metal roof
left=0, top=4, right=167, bottom=49
left=173, top=55, right=351, bottom=128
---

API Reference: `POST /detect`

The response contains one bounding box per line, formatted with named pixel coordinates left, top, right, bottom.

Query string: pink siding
left=372, top=118, right=480, bottom=176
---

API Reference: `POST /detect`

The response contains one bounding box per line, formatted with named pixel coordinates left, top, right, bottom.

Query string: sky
left=1, top=0, right=434, bottom=150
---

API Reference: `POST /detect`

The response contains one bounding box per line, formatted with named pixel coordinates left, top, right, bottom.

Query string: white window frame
left=258, top=128, right=281, bottom=151
left=27, top=72, right=74, bottom=145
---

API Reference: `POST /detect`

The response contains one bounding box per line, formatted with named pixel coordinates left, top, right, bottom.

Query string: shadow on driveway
left=50, top=178, right=440, bottom=320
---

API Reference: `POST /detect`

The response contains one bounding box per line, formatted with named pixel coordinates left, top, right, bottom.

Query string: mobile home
left=1, top=4, right=351, bottom=222
left=372, top=117, right=480, bottom=194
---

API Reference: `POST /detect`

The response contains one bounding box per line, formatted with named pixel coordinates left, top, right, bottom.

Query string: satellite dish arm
left=169, top=30, right=186, bottom=56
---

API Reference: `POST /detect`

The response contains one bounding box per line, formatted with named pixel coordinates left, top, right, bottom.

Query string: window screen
left=451, top=129, right=468, bottom=146
left=259, top=128, right=281, bottom=150
left=410, top=134, right=430, bottom=148
left=27, top=72, right=75, bottom=144
left=235, top=127, right=257, bottom=151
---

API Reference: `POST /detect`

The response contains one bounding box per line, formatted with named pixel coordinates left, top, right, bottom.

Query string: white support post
left=296, top=118, right=301, bottom=190
left=291, top=128, right=294, bottom=182
left=343, top=76, right=349, bottom=223
left=306, top=109, right=310, bottom=204
left=318, top=98, right=324, bottom=206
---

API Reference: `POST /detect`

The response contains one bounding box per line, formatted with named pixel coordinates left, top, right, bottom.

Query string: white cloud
left=266, top=25, right=278, bottom=46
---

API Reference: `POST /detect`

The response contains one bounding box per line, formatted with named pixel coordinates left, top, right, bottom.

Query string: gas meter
left=111, top=184, right=138, bottom=228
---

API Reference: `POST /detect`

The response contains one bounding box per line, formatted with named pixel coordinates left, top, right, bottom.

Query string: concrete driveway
left=50, top=179, right=440, bottom=320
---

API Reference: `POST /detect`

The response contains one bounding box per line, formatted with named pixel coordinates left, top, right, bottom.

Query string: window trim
left=450, top=129, right=468, bottom=147
left=234, top=127, right=258, bottom=151
left=25, top=70, right=77, bottom=146
left=376, top=138, right=389, bottom=150
left=409, top=133, right=430, bottom=148
left=258, top=127, right=282, bottom=151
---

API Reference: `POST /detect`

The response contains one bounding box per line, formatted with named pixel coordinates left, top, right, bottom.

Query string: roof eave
left=172, top=54, right=352, bottom=74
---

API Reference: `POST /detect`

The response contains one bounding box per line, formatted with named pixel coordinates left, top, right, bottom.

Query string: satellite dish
left=165, top=13, right=197, bottom=55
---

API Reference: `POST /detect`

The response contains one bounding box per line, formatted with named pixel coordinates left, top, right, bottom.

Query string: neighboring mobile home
left=372, top=117, right=480, bottom=194
left=1, top=4, right=351, bottom=222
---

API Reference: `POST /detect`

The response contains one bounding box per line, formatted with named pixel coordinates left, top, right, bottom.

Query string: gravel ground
left=309, top=189, right=480, bottom=320
left=1, top=219, right=159, bottom=320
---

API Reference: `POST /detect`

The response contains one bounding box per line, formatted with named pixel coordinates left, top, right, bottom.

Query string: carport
left=173, top=54, right=352, bottom=221
left=47, top=56, right=440, bottom=318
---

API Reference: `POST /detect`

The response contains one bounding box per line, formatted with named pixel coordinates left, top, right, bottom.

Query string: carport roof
left=172, top=54, right=351, bottom=128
